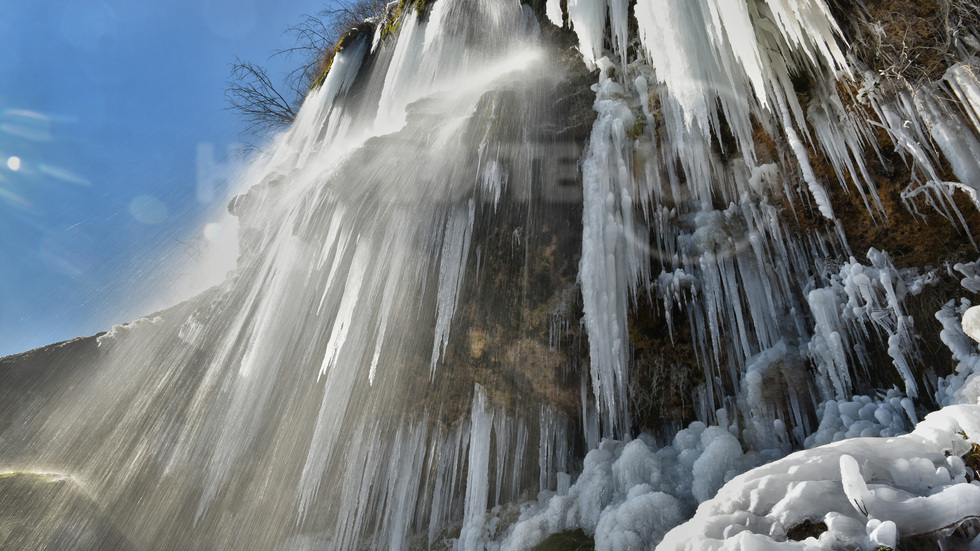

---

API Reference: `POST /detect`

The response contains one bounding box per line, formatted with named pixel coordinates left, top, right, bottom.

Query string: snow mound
left=490, top=425, right=763, bottom=550
left=658, top=404, right=980, bottom=550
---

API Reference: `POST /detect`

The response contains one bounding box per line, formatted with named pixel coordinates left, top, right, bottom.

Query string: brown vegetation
left=831, top=0, right=980, bottom=83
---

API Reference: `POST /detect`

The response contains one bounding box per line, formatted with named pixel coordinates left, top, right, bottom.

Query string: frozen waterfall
left=3, top=0, right=980, bottom=550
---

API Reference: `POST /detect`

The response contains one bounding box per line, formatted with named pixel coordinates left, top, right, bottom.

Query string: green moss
left=626, top=116, right=646, bottom=140
left=309, top=23, right=374, bottom=91
left=382, top=2, right=405, bottom=38
left=531, top=529, right=595, bottom=550
left=379, top=0, right=438, bottom=42
left=401, top=0, right=436, bottom=19
left=309, top=62, right=332, bottom=91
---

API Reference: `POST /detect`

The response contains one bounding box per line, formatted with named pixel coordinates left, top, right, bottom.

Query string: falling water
left=2, top=3, right=586, bottom=548
left=3, top=0, right=980, bottom=549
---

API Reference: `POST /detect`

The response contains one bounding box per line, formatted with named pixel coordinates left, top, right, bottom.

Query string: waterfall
left=3, top=0, right=980, bottom=549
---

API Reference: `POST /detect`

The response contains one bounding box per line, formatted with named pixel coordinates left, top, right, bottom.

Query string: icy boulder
left=804, top=389, right=915, bottom=449
left=494, top=426, right=754, bottom=550
left=963, top=305, right=980, bottom=344
left=937, top=301, right=980, bottom=407
left=657, top=404, right=980, bottom=550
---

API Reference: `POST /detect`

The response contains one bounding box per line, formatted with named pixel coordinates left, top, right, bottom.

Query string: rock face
left=617, top=0, right=980, bottom=436
left=0, top=335, right=104, bottom=459
left=0, top=472, right=136, bottom=551
left=2, top=0, right=980, bottom=549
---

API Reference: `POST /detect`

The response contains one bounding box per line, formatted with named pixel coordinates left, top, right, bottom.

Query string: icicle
left=579, top=57, right=636, bottom=437
left=565, top=0, right=605, bottom=70
left=431, top=200, right=476, bottom=375
left=545, top=0, right=563, bottom=28
left=458, top=385, right=494, bottom=551
left=320, top=236, right=373, bottom=379
left=776, top=88, right=836, bottom=219
left=945, top=64, right=980, bottom=136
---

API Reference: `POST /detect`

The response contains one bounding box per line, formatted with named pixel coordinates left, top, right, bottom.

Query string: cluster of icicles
left=520, top=0, right=980, bottom=549
left=9, top=0, right=980, bottom=549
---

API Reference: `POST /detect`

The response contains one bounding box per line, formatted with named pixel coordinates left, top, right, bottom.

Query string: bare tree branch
left=225, top=58, right=299, bottom=139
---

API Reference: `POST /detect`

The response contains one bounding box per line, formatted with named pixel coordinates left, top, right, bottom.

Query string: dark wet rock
left=0, top=472, right=137, bottom=551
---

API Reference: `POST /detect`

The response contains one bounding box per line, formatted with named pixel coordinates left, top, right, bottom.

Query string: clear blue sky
left=0, top=0, right=332, bottom=356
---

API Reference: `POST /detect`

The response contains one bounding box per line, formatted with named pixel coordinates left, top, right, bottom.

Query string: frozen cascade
left=4, top=0, right=980, bottom=550
left=488, top=0, right=980, bottom=548
left=578, top=56, right=638, bottom=437
left=0, top=2, right=582, bottom=549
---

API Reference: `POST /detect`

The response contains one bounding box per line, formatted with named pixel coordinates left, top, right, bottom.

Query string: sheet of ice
left=286, top=36, right=370, bottom=167
left=18, top=2, right=980, bottom=550
left=914, top=86, right=980, bottom=205
left=8, top=3, right=589, bottom=550
left=559, top=0, right=869, bottom=440
left=946, top=63, right=980, bottom=136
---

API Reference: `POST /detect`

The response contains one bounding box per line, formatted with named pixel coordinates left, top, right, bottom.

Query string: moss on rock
left=531, top=528, right=595, bottom=550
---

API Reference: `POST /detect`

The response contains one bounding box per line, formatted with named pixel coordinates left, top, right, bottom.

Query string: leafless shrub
left=835, top=0, right=980, bottom=84
left=226, top=58, right=300, bottom=140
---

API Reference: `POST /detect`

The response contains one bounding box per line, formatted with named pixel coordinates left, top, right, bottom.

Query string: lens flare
left=129, top=195, right=168, bottom=225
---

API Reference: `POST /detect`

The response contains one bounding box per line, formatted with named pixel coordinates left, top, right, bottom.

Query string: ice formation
left=477, top=401, right=980, bottom=551
left=4, top=0, right=980, bottom=549
left=806, top=250, right=927, bottom=400
left=658, top=404, right=980, bottom=550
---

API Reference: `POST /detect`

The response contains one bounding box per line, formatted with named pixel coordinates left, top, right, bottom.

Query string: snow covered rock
left=658, top=404, right=980, bottom=550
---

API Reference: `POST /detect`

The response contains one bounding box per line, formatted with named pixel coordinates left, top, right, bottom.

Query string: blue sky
left=0, top=0, right=331, bottom=356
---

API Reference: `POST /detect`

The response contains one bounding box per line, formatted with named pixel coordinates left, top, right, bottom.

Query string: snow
left=95, top=315, right=163, bottom=346
left=937, top=299, right=980, bottom=407
left=658, top=404, right=980, bottom=550
left=964, top=305, right=980, bottom=343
